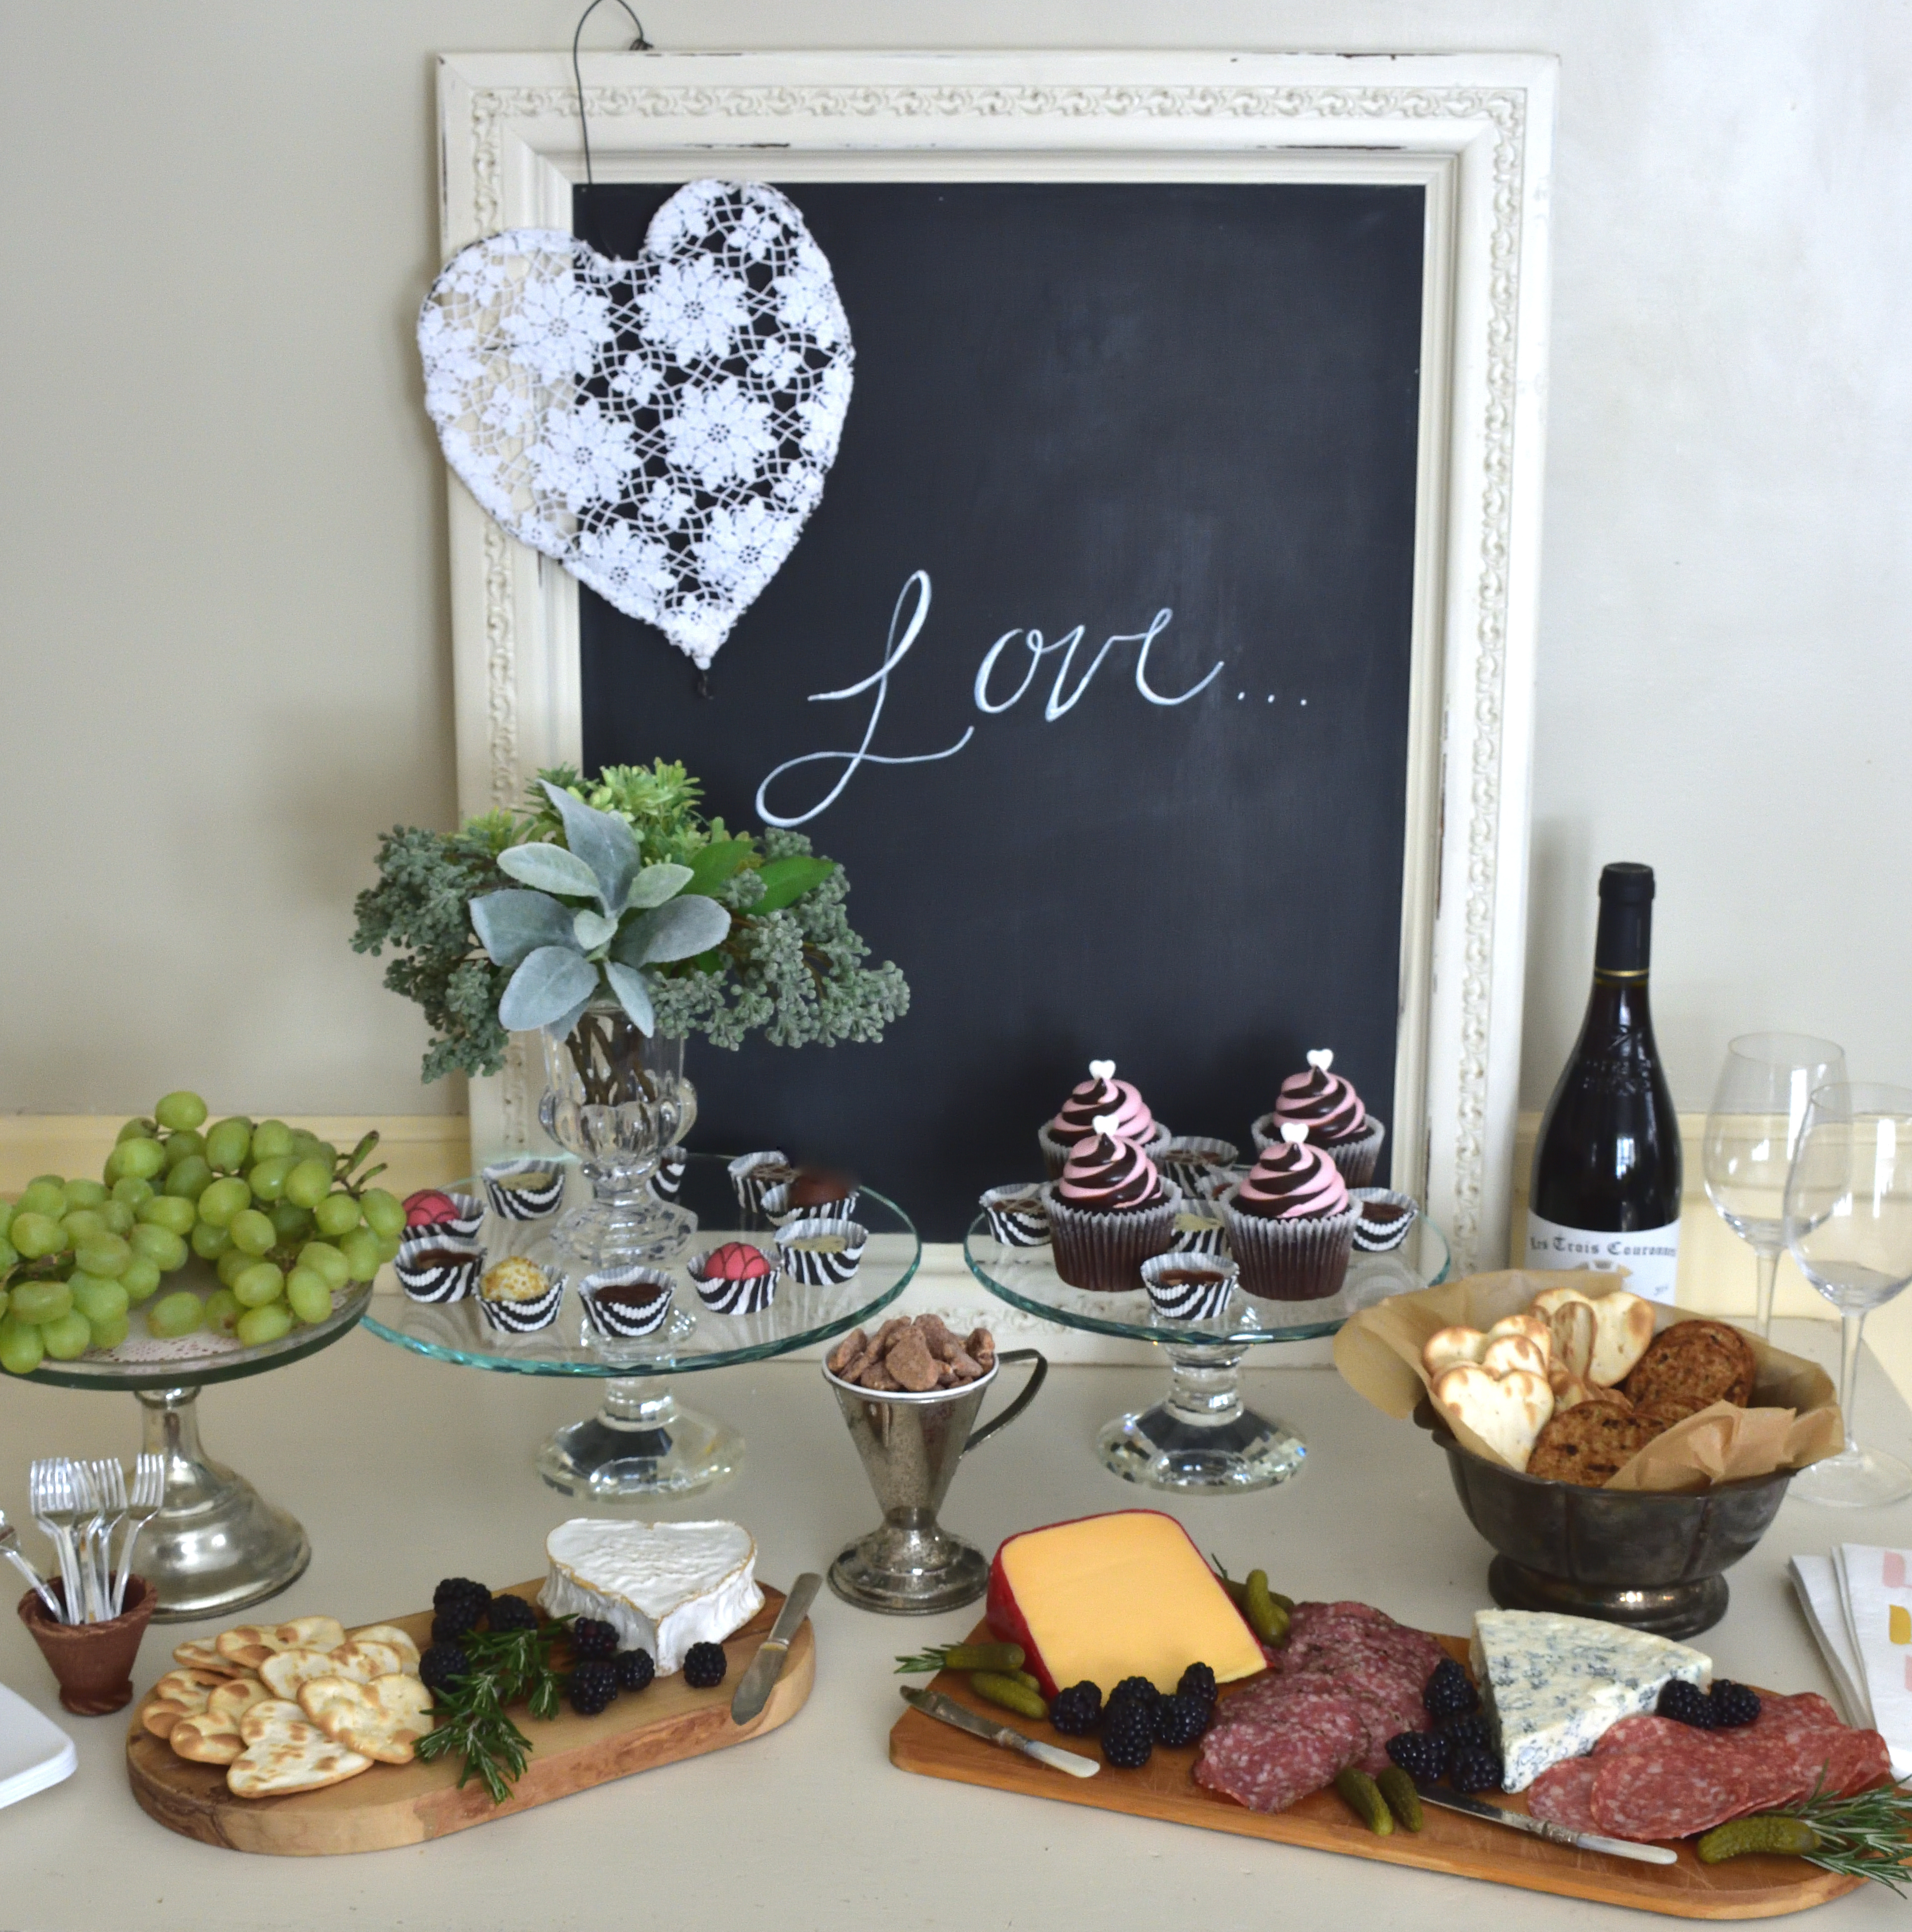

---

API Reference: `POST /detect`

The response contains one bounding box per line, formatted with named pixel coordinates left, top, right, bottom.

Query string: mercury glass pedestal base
left=1097, top=1346, right=1306, bottom=1493
left=828, top=1520, right=991, bottom=1615
left=535, top=1376, right=742, bottom=1499
left=136, top=1387, right=311, bottom=1622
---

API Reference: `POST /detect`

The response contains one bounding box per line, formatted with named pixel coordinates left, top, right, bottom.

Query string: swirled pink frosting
left=1057, top=1133, right=1166, bottom=1212
left=1050, top=1073, right=1155, bottom=1148
left=1232, top=1139, right=1351, bottom=1221
left=1274, top=1059, right=1368, bottom=1145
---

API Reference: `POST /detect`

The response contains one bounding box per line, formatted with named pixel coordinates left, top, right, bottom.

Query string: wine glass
left=1703, top=1033, right=1847, bottom=1338
left=1782, top=1081, right=1912, bottom=1508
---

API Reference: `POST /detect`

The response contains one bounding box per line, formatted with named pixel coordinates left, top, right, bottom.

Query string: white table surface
left=1, top=1317, right=1908, bottom=1930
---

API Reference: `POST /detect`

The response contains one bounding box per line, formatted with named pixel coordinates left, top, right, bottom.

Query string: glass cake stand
left=965, top=1213, right=1448, bottom=1493
left=29, top=1275, right=375, bottom=1621
left=363, top=1153, right=920, bottom=1499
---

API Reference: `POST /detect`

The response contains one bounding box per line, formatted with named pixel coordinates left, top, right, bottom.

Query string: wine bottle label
left=1524, top=1212, right=1682, bottom=1305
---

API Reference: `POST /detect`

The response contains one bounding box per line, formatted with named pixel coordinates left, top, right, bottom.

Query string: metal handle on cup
left=963, top=1348, right=1047, bottom=1453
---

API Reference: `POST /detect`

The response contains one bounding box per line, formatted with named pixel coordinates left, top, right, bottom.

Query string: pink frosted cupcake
left=1251, top=1048, right=1386, bottom=1189
left=1038, top=1059, right=1172, bottom=1179
left=1043, top=1125, right=1181, bottom=1292
left=1220, top=1124, right=1358, bottom=1300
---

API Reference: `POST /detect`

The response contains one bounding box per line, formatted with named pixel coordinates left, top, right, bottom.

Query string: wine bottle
left=1525, top=862, right=1683, bottom=1303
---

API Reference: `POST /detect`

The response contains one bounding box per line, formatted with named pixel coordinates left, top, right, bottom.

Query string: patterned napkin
left=1791, top=1545, right=1912, bottom=1776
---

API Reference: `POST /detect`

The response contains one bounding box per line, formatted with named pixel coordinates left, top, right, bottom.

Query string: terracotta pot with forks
left=19, top=1574, right=156, bottom=1713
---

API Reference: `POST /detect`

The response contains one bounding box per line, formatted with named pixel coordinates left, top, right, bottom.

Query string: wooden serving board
left=128, top=1580, right=811, bottom=1855
left=891, top=1630, right=1863, bottom=1921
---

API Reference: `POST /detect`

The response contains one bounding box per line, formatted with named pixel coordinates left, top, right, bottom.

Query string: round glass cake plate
left=362, top=1154, right=920, bottom=1500
left=28, top=1274, right=375, bottom=1622
left=965, top=1213, right=1449, bottom=1493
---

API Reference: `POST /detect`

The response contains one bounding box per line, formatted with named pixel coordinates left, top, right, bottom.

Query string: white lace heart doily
left=418, top=180, right=854, bottom=668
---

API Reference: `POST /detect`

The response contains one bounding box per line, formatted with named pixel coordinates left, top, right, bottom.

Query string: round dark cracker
left=1526, top=1401, right=1662, bottom=1486
left=1620, top=1318, right=1757, bottom=1411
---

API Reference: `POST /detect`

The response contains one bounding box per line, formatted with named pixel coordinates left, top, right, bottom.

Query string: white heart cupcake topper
left=1306, top=1049, right=1335, bottom=1072
left=1280, top=1122, right=1311, bottom=1146
left=1092, top=1114, right=1121, bottom=1137
left=1088, top=1059, right=1116, bottom=1082
left=418, top=182, right=854, bottom=669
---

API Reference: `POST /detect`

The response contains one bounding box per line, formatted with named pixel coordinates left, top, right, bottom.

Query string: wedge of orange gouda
left=985, top=1509, right=1266, bottom=1697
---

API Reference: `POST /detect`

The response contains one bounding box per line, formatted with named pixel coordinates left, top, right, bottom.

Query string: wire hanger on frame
left=572, top=0, right=651, bottom=189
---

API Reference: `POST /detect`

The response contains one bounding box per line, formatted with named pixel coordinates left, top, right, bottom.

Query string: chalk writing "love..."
left=755, top=571, right=1224, bottom=827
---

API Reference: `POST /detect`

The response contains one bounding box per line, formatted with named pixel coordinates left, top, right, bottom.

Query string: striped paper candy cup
left=1168, top=1204, right=1230, bottom=1258
left=1350, top=1188, right=1419, bottom=1253
left=728, top=1150, right=793, bottom=1216
left=1140, top=1252, right=1239, bottom=1322
left=648, top=1150, right=688, bottom=1203
left=477, top=1262, right=565, bottom=1333
left=401, top=1189, right=485, bottom=1242
left=760, top=1180, right=861, bottom=1226
left=774, top=1216, right=869, bottom=1287
left=687, top=1245, right=780, bottom=1315
left=980, top=1185, right=1050, bottom=1247
left=481, top=1157, right=566, bottom=1222
left=1156, top=1137, right=1239, bottom=1199
left=579, top=1265, right=677, bottom=1338
left=394, top=1235, right=484, bottom=1304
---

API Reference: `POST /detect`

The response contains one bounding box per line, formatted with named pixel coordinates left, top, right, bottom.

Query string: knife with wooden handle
left=901, top=1686, right=1099, bottom=1778
left=730, top=1574, right=821, bottom=1726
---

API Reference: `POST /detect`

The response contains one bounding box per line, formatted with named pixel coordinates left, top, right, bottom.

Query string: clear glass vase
left=539, top=1005, right=697, bottom=1267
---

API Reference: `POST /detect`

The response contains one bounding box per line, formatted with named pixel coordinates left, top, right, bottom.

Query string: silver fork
left=67, top=1462, right=108, bottom=1623
left=27, top=1460, right=82, bottom=1625
left=87, top=1459, right=128, bottom=1618
left=113, top=1452, right=163, bottom=1615
left=0, top=1510, right=60, bottom=1617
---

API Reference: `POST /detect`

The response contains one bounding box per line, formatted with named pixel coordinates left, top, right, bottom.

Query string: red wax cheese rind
left=986, top=1509, right=1266, bottom=1700
left=706, top=1242, right=772, bottom=1282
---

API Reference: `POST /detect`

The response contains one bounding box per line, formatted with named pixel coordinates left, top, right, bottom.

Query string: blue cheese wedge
left=1471, top=1609, right=1711, bottom=1791
left=539, top=1519, right=763, bottom=1674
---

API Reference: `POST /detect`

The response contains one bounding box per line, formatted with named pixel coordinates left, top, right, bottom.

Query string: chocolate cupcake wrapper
left=1038, top=1118, right=1171, bottom=1182
left=980, top=1185, right=1051, bottom=1247
left=1217, top=1186, right=1357, bottom=1301
left=1249, top=1114, right=1385, bottom=1190
left=1350, top=1187, right=1418, bottom=1253
left=773, top=1216, right=869, bottom=1288
left=1040, top=1182, right=1183, bottom=1293
left=579, top=1265, right=676, bottom=1338
left=477, top=1267, right=565, bottom=1333
left=686, top=1249, right=780, bottom=1316
left=1168, top=1209, right=1231, bottom=1258
left=760, top=1180, right=861, bottom=1227
left=728, top=1150, right=792, bottom=1215
left=1156, top=1138, right=1240, bottom=1200
left=648, top=1151, right=688, bottom=1203
left=1140, top=1252, right=1239, bottom=1322
left=403, top=1192, right=485, bottom=1243
left=394, top=1235, right=484, bottom=1304
left=481, top=1158, right=567, bottom=1222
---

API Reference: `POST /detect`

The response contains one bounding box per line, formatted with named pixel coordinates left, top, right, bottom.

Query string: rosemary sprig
left=413, top=1618, right=571, bottom=1804
left=893, top=1644, right=961, bottom=1675
left=1787, top=1777, right=1912, bottom=1893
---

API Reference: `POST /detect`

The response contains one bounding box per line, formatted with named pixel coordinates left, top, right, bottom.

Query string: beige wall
left=2, top=1, right=1908, bottom=1132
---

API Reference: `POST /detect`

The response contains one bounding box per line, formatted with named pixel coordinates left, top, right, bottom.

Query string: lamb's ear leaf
left=497, top=946, right=598, bottom=1031
left=572, top=908, right=619, bottom=952
left=496, top=842, right=602, bottom=899
left=624, top=862, right=695, bottom=912
left=612, top=896, right=732, bottom=966
left=538, top=780, right=640, bottom=913
left=752, top=855, right=836, bottom=913
left=602, top=961, right=656, bottom=1037
left=470, top=890, right=574, bottom=968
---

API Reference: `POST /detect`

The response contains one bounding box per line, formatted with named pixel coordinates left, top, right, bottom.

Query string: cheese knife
left=730, top=1573, right=822, bottom=1725
left=1415, top=1786, right=1678, bottom=1865
left=900, top=1686, right=1099, bottom=1778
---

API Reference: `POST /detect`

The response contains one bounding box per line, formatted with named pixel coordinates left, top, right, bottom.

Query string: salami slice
left=1595, top=1714, right=1708, bottom=1756
left=1527, top=1756, right=1601, bottom=1835
left=1591, top=1745, right=1753, bottom=1841
left=1194, top=1693, right=1368, bottom=1814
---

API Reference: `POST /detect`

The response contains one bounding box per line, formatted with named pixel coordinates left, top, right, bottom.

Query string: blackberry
left=418, top=1641, right=469, bottom=1697
left=431, top=1576, right=490, bottom=1635
left=1049, top=1682, right=1103, bottom=1736
left=487, top=1594, right=539, bottom=1635
left=1101, top=1701, right=1155, bottom=1770
left=614, top=1648, right=656, bottom=1694
left=571, top=1617, right=618, bottom=1662
left=1108, top=1675, right=1161, bottom=1712
left=1177, top=1662, right=1218, bottom=1707
left=1450, top=1746, right=1503, bottom=1794
left=1423, top=1657, right=1480, bottom=1720
left=1441, top=1713, right=1491, bottom=1753
left=683, top=1642, right=727, bottom=1689
left=1151, top=1693, right=1212, bottom=1749
left=1710, top=1680, right=1761, bottom=1728
left=569, top=1658, right=617, bottom=1716
left=1384, top=1729, right=1449, bottom=1783
left=1657, top=1680, right=1716, bottom=1729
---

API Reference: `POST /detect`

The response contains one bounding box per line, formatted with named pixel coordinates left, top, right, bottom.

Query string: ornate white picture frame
left=433, top=50, right=1556, bottom=1286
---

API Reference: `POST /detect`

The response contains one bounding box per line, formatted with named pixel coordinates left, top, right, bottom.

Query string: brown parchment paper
left=1331, top=1269, right=1842, bottom=1492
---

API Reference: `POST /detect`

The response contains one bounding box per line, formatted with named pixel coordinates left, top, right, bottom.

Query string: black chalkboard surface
left=574, top=181, right=1423, bottom=1240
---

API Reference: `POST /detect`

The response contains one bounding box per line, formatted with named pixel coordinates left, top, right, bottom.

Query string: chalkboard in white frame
left=431, top=50, right=1556, bottom=1280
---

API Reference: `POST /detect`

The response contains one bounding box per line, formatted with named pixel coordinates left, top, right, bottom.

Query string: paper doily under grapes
left=419, top=180, right=854, bottom=668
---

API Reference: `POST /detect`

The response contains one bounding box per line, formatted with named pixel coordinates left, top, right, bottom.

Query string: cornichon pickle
left=1376, top=1766, right=1423, bottom=1832
left=1696, top=1816, right=1821, bottom=1863
left=1243, top=1570, right=1291, bottom=1647
left=943, top=1642, right=1025, bottom=1674
left=1334, top=1767, right=1394, bottom=1836
left=1010, top=1669, right=1043, bottom=1694
left=971, top=1671, right=1048, bottom=1722
left=1271, top=1588, right=1296, bottom=1615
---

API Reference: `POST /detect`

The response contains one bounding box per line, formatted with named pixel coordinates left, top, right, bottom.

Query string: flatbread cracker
left=298, top=1673, right=436, bottom=1765
left=171, top=1639, right=246, bottom=1676
left=139, top=1667, right=229, bottom=1738
left=227, top=1701, right=372, bottom=1798
left=217, top=1615, right=347, bottom=1672
left=347, top=1625, right=422, bottom=1674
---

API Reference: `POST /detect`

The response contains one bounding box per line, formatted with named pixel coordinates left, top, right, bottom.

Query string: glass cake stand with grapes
left=362, top=1153, right=920, bottom=1500
left=965, top=1210, right=1449, bottom=1493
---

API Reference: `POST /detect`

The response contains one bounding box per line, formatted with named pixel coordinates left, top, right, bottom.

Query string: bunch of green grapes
left=0, top=1091, right=404, bottom=1377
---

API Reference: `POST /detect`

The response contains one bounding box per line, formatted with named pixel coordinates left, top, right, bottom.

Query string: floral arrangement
left=353, top=762, right=909, bottom=1080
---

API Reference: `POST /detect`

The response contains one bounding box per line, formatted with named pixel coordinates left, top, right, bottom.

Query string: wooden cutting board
left=128, top=1580, right=811, bottom=1855
left=890, top=1629, right=1864, bottom=1921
